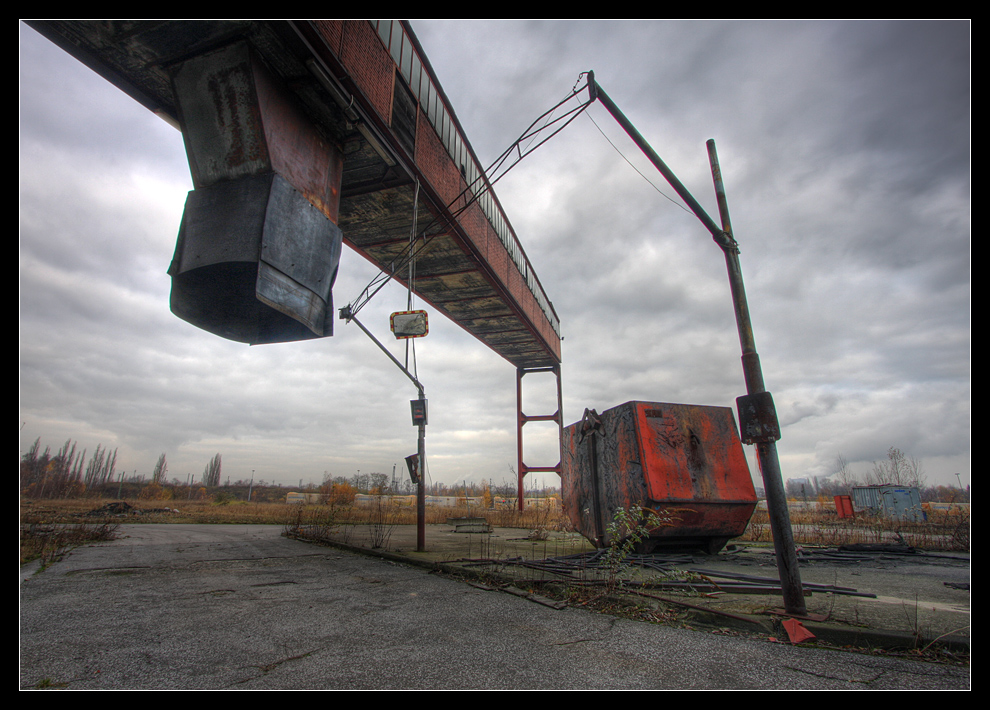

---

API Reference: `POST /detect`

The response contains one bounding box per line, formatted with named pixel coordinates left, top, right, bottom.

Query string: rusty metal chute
left=169, top=172, right=343, bottom=344
left=167, top=41, right=345, bottom=345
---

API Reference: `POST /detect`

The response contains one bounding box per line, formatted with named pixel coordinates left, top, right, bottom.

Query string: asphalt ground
left=19, top=523, right=970, bottom=690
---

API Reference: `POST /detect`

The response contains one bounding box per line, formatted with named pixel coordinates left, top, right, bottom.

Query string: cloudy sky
left=19, top=20, right=970, bottom=493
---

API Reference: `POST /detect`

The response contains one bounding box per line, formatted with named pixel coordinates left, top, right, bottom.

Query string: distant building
left=851, top=485, right=924, bottom=521
left=286, top=492, right=321, bottom=504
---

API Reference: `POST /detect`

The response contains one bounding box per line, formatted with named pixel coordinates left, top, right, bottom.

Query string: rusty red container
left=562, top=401, right=757, bottom=554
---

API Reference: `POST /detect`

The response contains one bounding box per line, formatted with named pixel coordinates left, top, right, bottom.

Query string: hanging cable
left=585, top=111, right=694, bottom=215
left=405, top=177, right=420, bottom=374
left=344, top=73, right=595, bottom=318
left=407, top=178, right=419, bottom=311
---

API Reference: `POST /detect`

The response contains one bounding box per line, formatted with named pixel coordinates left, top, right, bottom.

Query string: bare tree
left=832, top=454, right=858, bottom=493
left=867, top=447, right=926, bottom=487
left=21, top=438, right=88, bottom=498
left=83, top=444, right=117, bottom=489
left=351, top=472, right=370, bottom=493
left=369, top=472, right=389, bottom=495
left=152, top=453, right=168, bottom=484
left=202, top=453, right=222, bottom=487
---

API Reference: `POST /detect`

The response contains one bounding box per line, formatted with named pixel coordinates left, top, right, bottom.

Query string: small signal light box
left=410, top=398, right=428, bottom=426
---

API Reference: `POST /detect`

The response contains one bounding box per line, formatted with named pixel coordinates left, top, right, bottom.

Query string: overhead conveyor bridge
left=28, top=19, right=565, bottom=500
left=28, top=19, right=561, bottom=368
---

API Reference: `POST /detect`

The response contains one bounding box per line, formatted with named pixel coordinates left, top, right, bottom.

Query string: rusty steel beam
left=707, top=139, right=805, bottom=615
left=515, top=365, right=563, bottom=510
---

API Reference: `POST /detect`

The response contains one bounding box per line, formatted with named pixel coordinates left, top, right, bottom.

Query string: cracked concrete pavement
left=19, top=524, right=970, bottom=690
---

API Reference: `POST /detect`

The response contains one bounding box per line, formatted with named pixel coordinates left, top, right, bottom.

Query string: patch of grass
left=738, top=507, right=969, bottom=552
left=21, top=496, right=574, bottom=542
left=20, top=497, right=303, bottom=526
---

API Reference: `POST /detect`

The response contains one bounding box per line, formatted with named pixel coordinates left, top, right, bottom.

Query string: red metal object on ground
left=782, top=618, right=817, bottom=644
left=834, top=494, right=855, bottom=519
left=562, top=401, right=757, bottom=555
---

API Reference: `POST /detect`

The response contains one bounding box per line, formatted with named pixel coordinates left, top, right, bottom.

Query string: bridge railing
left=372, top=20, right=560, bottom=340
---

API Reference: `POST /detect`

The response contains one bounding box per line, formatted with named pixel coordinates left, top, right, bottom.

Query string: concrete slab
left=305, top=522, right=970, bottom=653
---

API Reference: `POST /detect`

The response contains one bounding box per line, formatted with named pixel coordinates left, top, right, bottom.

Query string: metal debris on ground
left=457, top=549, right=698, bottom=580
left=686, top=568, right=876, bottom=598
left=456, top=548, right=891, bottom=598
left=794, top=545, right=969, bottom=566
left=782, top=618, right=817, bottom=644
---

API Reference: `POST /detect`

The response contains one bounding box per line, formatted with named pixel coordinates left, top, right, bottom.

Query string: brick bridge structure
left=28, top=20, right=563, bottom=504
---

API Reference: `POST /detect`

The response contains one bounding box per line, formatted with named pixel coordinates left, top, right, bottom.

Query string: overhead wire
left=584, top=104, right=694, bottom=215
left=405, top=177, right=420, bottom=375
left=344, top=74, right=595, bottom=318
left=345, top=71, right=701, bottom=319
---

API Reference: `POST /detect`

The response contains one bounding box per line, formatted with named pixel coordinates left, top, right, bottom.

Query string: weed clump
left=20, top=509, right=119, bottom=568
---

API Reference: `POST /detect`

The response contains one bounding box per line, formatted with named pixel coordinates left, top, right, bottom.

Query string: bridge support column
left=515, top=365, right=563, bottom=510
left=167, top=41, right=345, bottom=344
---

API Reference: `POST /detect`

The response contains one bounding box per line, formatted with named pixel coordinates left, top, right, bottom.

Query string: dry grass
left=20, top=497, right=316, bottom=525
left=23, top=496, right=967, bottom=560
left=20, top=495, right=573, bottom=568
left=284, top=499, right=569, bottom=533
left=20, top=497, right=571, bottom=548
left=740, top=507, right=970, bottom=552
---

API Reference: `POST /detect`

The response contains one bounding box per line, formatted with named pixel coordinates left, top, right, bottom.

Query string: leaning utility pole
left=340, top=305, right=428, bottom=552
left=588, top=73, right=807, bottom=616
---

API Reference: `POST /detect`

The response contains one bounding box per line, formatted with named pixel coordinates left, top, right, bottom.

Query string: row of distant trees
left=20, top=438, right=118, bottom=499
left=21, top=437, right=522, bottom=503
left=22, top=436, right=516, bottom=502
left=20, top=437, right=226, bottom=500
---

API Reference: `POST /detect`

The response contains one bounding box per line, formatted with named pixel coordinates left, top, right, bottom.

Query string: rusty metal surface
left=562, top=401, right=757, bottom=553
left=165, top=39, right=345, bottom=345
left=736, top=391, right=781, bottom=444
left=169, top=172, right=342, bottom=344
left=170, top=41, right=344, bottom=220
